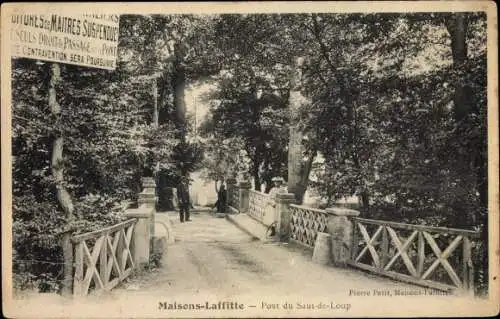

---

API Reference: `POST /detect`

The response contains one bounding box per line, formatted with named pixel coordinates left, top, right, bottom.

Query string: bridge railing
left=248, top=189, right=272, bottom=224
left=284, top=202, right=479, bottom=293
left=348, top=217, right=479, bottom=293
left=72, top=218, right=138, bottom=296
left=227, top=181, right=240, bottom=212
left=289, top=204, right=329, bottom=248
left=66, top=177, right=158, bottom=297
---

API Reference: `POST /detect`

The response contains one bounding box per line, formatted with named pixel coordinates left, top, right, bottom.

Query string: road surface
left=115, top=211, right=440, bottom=299
left=10, top=210, right=486, bottom=318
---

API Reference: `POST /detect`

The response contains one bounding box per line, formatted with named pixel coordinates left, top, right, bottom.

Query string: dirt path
left=114, top=211, right=450, bottom=299
left=10, top=211, right=487, bottom=318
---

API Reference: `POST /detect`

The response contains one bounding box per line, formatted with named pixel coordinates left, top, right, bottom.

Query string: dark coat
left=216, top=187, right=227, bottom=212
left=177, top=182, right=190, bottom=204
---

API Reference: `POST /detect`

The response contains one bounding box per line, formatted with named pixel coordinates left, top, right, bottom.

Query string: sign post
left=10, top=13, right=120, bottom=70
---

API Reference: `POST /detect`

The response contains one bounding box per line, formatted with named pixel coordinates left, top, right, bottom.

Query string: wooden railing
left=248, top=189, right=271, bottom=224
left=71, top=218, right=137, bottom=296
left=289, top=204, right=328, bottom=248
left=348, top=217, right=479, bottom=292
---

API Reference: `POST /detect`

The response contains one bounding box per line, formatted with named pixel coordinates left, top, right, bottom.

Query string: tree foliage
left=11, top=12, right=488, bottom=294
left=11, top=15, right=187, bottom=291
left=293, top=13, right=487, bottom=227
left=200, top=15, right=291, bottom=191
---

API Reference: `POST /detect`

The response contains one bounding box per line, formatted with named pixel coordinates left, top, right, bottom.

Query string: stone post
left=138, top=177, right=157, bottom=257
left=124, top=204, right=155, bottom=269
left=312, top=232, right=332, bottom=265
left=238, top=180, right=251, bottom=214
left=325, top=207, right=360, bottom=267
left=275, top=193, right=296, bottom=241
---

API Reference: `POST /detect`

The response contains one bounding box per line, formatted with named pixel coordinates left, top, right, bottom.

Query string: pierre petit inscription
left=349, top=288, right=453, bottom=297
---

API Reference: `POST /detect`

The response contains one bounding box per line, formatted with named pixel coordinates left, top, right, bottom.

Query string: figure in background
left=216, top=183, right=227, bottom=214
left=214, top=178, right=225, bottom=213
left=268, top=176, right=287, bottom=209
left=269, top=176, right=287, bottom=197
left=177, top=176, right=191, bottom=222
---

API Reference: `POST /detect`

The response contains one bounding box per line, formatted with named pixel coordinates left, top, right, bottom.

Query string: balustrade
left=248, top=189, right=272, bottom=224
left=227, top=184, right=240, bottom=211
left=289, top=204, right=329, bottom=247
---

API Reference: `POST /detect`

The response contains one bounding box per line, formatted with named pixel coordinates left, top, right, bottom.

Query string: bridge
left=63, top=177, right=479, bottom=297
left=10, top=177, right=489, bottom=317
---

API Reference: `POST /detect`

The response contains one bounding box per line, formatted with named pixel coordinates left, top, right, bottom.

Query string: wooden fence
left=71, top=218, right=137, bottom=296
left=348, top=217, right=479, bottom=292
left=289, top=204, right=328, bottom=248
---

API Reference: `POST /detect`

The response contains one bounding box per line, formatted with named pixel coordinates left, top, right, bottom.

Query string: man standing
left=177, top=176, right=191, bottom=222
left=216, top=183, right=227, bottom=214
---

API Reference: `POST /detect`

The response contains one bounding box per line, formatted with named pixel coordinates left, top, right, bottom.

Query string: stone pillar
left=141, top=176, right=156, bottom=190
left=238, top=180, right=251, bottom=214
left=312, top=232, right=332, bottom=265
left=275, top=193, right=296, bottom=241
left=124, top=204, right=155, bottom=269
left=325, top=207, right=360, bottom=267
left=138, top=177, right=157, bottom=255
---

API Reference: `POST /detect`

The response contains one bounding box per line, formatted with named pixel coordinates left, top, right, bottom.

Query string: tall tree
left=204, top=14, right=293, bottom=191
left=287, top=57, right=316, bottom=203
left=204, top=68, right=289, bottom=190
left=121, top=14, right=221, bottom=209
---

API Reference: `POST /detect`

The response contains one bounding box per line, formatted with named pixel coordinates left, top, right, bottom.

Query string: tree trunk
left=252, top=161, right=261, bottom=191
left=287, top=57, right=315, bottom=204
left=447, top=13, right=471, bottom=122
left=446, top=14, right=482, bottom=228
left=152, top=78, right=159, bottom=126
left=157, top=171, right=175, bottom=211
left=447, top=13, right=488, bottom=288
left=360, top=191, right=370, bottom=210
left=49, top=63, right=74, bottom=297
left=173, top=41, right=187, bottom=134
left=158, top=41, right=187, bottom=210
left=214, top=180, right=220, bottom=195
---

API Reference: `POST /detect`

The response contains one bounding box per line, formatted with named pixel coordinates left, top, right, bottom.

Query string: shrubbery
left=11, top=57, right=159, bottom=293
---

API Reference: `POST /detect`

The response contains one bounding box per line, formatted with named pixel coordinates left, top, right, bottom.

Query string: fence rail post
left=72, top=241, right=84, bottom=296
left=351, top=220, right=358, bottom=262
left=61, top=231, right=74, bottom=297
left=462, top=236, right=473, bottom=293
left=417, top=231, right=425, bottom=277
left=380, top=226, right=389, bottom=269
left=100, top=233, right=108, bottom=287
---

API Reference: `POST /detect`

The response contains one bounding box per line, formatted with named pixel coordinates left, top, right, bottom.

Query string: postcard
left=1, top=1, right=498, bottom=317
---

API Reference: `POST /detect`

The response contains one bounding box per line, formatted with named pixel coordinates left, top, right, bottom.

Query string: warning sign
left=10, top=13, right=120, bottom=70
